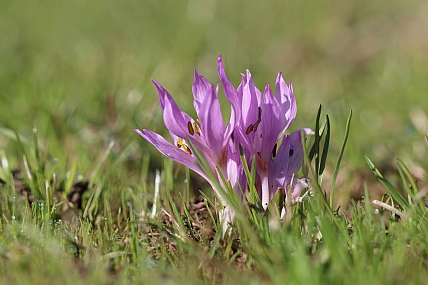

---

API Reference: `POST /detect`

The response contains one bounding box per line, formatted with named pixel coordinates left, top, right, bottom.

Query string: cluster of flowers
left=135, top=55, right=309, bottom=222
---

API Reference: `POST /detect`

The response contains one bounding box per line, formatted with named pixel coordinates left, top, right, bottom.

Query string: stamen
left=245, top=107, right=263, bottom=135
left=192, top=122, right=201, bottom=136
left=246, top=124, right=254, bottom=135
left=182, top=144, right=192, bottom=155
left=187, top=121, right=195, bottom=135
left=176, top=137, right=184, bottom=148
left=252, top=119, right=261, bottom=133
left=272, top=143, right=278, bottom=158
left=176, top=138, right=192, bottom=155
left=289, top=149, right=294, bottom=157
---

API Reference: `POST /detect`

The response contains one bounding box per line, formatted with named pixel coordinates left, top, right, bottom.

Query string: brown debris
left=67, top=181, right=90, bottom=209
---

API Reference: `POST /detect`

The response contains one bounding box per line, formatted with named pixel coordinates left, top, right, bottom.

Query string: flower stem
left=261, top=174, right=270, bottom=210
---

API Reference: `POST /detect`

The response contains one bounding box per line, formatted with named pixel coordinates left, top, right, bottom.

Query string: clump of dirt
left=143, top=196, right=217, bottom=259
left=67, top=181, right=90, bottom=209
left=12, top=169, right=35, bottom=204
left=5, top=168, right=91, bottom=215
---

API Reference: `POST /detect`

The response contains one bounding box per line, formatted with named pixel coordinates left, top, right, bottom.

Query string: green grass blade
left=330, top=110, right=352, bottom=208
left=365, top=156, right=410, bottom=210
left=319, top=114, right=330, bottom=177
left=89, top=140, right=115, bottom=187
left=64, top=159, right=78, bottom=199
left=239, top=144, right=259, bottom=208
left=32, top=126, right=44, bottom=172
left=301, top=132, right=334, bottom=216
left=84, top=133, right=137, bottom=218
left=309, top=105, right=322, bottom=167
left=396, top=158, right=418, bottom=198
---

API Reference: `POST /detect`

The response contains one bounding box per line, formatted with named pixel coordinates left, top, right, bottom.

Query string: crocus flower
left=135, top=55, right=309, bottom=227
left=134, top=64, right=245, bottom=208
left=268, top=130, right=309, bottom=205
left=218, top=59, right=300, bottom=209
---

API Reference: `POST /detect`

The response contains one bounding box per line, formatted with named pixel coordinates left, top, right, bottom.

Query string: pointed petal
left=152, top=79, right=196, bottom=140
left=275, top=74, right=297, bottom=137
left=259, top=84, right=282, bottom=160
left=135, top=129, right=207, bottom=178
left=241, top=70, right=260, bottom=131
left=152, top=79, right=172, bottom=111
left=218, top=55, right=237, bottom=106
left=218, top=55, right=240, bottom=131
left=199, top=87, right=226, bottom=162
left=162, top=95, right=193, bottom=139
left=192, top=70, right=213, bottom=115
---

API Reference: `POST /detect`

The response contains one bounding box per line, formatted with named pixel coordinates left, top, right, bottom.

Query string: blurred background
left=1, top=1, right=427, bottom=193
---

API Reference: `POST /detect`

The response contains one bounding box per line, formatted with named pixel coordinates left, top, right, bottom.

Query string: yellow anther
left=193, top=122, right=201, bottom=136
left=176, top=137, right=192, bottom=155
left=182, top=144, right=192, bottom=155
left=187, top=121, right=195, bottom=135
left=177, top=137, right=184, bottom=148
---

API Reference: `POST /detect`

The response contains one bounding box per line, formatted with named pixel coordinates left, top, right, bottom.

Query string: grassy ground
left=1, top=1, right=428, bottom=284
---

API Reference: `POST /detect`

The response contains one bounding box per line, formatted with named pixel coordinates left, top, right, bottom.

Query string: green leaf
left=330, top=110, right=352, bottom=208
left=396, top=158, right=418, bottom=199
left=319, top=114, right=330, bottom=176
left=309, top=104, right=322, bottom=164
left=365, top=156, right=410, bottom=210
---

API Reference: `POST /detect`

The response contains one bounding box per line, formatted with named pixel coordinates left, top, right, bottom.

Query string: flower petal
left=259, top=83, right=282, bottom=161
left=291, top=178, right=309, bottom=202
left=268, top=130, right=303, bottom=193
left=218, top=55, right=240, bottom=132
left=192, top=70, right=213, bottom=116
left=275, top=74, right=297, bottom=138
left=226, top=151, right=246, bottom=198
left=152, top=79, right=195, bottom=140
left=241, top=70, right=261, bottom=131
left=152, top=79, right=172, bottom=111
left=162, top=95, right=194, bottom=139
left=134, top=129, right=207, bottom=178
left=198, top=85, right=227, bottom=163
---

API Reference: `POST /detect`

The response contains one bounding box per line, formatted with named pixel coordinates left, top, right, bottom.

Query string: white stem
left=261, top=174, right=270, bottom=210
left=219, top=206, right=235, bottom=236
left=151, top=170, right=161, bottom=218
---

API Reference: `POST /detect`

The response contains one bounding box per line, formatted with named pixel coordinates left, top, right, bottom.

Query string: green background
left=1, top=1, right=427, bottom=180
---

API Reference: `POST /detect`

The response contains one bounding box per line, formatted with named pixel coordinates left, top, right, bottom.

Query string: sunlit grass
left=1, top=105, right=427, bottom=284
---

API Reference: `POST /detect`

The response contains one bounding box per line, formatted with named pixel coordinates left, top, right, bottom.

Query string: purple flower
left=218, top=58, right=300, bottom=209
left=135, top=55, right=309, bottom=223
left=135, top=64, right=245, bottom=203
left=268, top=130, right=309, bottom=205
